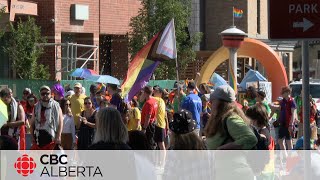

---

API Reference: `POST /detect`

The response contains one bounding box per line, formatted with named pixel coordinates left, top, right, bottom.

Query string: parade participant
left=52, top=83, right=65, bottom=105
left=246, top=104, right=275, bottom=150
left=107, top=83, right=122, bottom=111
left=77, top=97, right=96, bottom=150
left=198, top=83, right=211, bottom=98
left=297, top=95, right=318, bottom=139
left=243, top=86, right=257, bottom=111
left=60, top=99, right=76, bottom=150
left=200, top=94, right=211, bottom=136
left=255, top=91, right=271, bottom=115
left=181, top=82, right=202, bottom=136
left=89, top=107, right=131, bottom=150
left=169, top=109, right=206, bottom=150
left=127, top=99, right=141, bottom=131
left=25, top=94, right=37, bottom=121
left=69, top=82, right=86, bottom=128
left=172, top=82, right=186, bottom=113
left=153, top=85, right=167, bottom=150
left=205, top=85, right=257, bottom=150
left=20, top=88, right=31, bottom=112
left=30, top=86, right=63, bottom=150
left=0, top=88, right=26, bottom=148
left=277, top=86, right=296, bottom=150
left=89, top=84, right=99, bottom=108
left=141, top=86, right=158, bottom=149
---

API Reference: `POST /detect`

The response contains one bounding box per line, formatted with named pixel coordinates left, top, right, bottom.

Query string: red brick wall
left=54, top=0, right=99, bottom=34
left=33, top=0, right=141, bottom=80
left=100, top=0, right=141, bottom=35
left=111, top=35, right=129, bottom=79
left=33, top=0, right=56, bottom=79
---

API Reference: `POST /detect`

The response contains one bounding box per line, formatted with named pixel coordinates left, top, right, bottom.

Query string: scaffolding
left=39, top=43, right=99, bottom=80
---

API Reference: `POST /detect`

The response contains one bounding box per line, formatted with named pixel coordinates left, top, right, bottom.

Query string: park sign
left=269, top=0, right=320, bottom=39
left=0, top=0, right=37, bottom=21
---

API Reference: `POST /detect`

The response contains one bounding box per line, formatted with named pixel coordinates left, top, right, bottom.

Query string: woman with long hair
left=60, top=98, right=76, bottom=150
left=205, top=85, right=258, bottom=180
left=205, top=85, right=257, bottom=150
left=77, top=97, right=96, bottom=149
left=246, top=104, right=274, bottom=150
left=25, top=94, right=38, bottom=131
left=89, top=107, right=131, bottom=150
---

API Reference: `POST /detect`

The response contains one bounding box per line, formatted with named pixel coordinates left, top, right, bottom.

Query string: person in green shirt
left=256, top=91, right=271, bottom=115
left=205, top=85, right=257, bottom=180
left=205, top=85, right=257, bottom=150
left=172, top=82, right=186, bottom=113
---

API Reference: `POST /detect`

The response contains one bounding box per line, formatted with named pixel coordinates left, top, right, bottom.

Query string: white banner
left=1, top=150, right=320, bottom=180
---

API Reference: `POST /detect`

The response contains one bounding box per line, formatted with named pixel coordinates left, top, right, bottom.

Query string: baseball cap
left=210, top=85, right=236, bottom=102
left=40, top=85, right=51, bottom=92
left=74, top=82, right=82, bottom=88
left=23, top=88, right=31, bottom=94
left=153, top=85, right=164, bottom=93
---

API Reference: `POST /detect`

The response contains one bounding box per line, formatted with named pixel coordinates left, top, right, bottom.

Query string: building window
left=257, top=0, right=261, bottom=34
left=317, top=50, right=320, bottom=60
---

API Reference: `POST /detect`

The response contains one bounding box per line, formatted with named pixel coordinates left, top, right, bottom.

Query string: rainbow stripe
left=233, top=7, right=243, bottom=18
left=121, top=20, right=177, bottom=102
left=228, top=60, right=237, bottom=93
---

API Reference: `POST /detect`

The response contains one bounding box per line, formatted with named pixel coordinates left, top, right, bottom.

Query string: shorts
left=278, top=126, right=292, bottom=140
left=154, top=126, right=165, bottom=143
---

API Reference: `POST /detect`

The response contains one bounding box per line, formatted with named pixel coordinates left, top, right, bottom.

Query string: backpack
left=223, top=119, right=268, bottom=150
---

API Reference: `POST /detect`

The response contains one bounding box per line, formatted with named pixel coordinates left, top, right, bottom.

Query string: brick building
left=0, top=0, right=141, bottom=80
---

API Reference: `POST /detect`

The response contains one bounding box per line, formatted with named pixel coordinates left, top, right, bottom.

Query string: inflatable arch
left=197, top=38, right=288, bottom=101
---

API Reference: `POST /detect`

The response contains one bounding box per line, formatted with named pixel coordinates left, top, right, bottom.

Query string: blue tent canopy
left=240, top=69, right=267, bottom=90
left=210, top=73, right=228, bottom=89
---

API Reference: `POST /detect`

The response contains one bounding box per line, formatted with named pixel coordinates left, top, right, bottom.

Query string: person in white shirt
left=61, top=99, right=76, bottom=149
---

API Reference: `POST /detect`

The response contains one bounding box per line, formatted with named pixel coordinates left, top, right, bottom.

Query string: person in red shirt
left=20, top=88, right=31, bottom=112
left=141, top=86, right=158, bottom=149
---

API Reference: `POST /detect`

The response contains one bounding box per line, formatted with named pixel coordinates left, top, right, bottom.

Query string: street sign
left=269, top=0, right=320, bottom=39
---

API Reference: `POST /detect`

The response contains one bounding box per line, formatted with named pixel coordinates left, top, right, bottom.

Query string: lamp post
left=220, top=26, right=247, bottom=90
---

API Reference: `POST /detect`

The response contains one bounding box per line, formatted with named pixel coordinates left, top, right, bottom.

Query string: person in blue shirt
left=181, top=82, right=202, bottom=136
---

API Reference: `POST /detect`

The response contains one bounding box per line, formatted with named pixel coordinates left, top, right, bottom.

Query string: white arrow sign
left=293, top=18, right=314, bottom=32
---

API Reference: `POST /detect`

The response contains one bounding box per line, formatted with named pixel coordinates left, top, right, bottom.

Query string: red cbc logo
left=14, top=154, right=37, bottom=177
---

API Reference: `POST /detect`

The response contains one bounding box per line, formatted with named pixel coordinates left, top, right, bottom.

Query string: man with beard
left=0, top=88, right=25, bottom=149
left=30, top=86, right=63, bottom=150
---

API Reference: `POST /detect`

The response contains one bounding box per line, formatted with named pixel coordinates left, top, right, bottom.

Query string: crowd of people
left=0, top=81, right=320, bottom=151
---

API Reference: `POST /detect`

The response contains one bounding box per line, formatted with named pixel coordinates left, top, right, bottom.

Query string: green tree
left=0, top=7, right=5, bottom=38
left=4, top=17, right=50, bottom=79
left=128, top=0, right=202, bottom=79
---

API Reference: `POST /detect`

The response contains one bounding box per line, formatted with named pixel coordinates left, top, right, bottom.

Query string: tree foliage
left=4, top=17, right=50, bottom=79
left=128, top=0, right=202, bottom=79
left=0, top=7, right=5, bottom=38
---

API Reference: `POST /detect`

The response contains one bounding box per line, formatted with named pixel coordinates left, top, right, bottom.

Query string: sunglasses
left=84, top=102, right=92, bottom=105
left=23, top=92, right=30, bottom=95
left=41, top=92, right=50, bottom=96
left=65, top=103, right=71, bottom=106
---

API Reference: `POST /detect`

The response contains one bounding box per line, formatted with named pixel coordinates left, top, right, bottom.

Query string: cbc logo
left=14, top=154, right=37, bottom=177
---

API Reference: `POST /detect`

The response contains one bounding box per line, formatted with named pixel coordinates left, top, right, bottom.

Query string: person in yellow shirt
left=69, top=82, right=86, bottom=128
left=127, top=99, right=142, bottom=131
left=153, top=85, right=167, bottom=150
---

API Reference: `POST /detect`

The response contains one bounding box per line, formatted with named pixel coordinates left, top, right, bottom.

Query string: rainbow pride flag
left=228, top=60, right=237, bottom=93
left=233, top=7, right=243, bottom=18
left=121, top=19, right=177, bottom=102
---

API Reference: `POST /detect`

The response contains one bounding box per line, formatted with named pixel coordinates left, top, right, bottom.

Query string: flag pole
left=232, top=7, right=235, bottom=26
